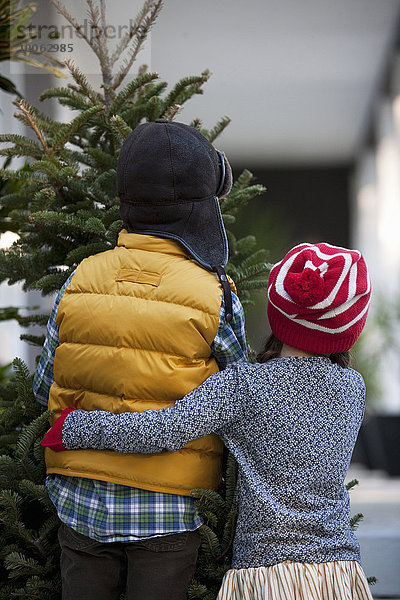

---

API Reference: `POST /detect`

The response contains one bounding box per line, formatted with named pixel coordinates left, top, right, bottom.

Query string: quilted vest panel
left=45, top=231, right=224, bottom=495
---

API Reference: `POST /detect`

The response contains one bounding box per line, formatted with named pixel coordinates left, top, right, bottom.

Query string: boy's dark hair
left=257, top=334, right=351, bottom=368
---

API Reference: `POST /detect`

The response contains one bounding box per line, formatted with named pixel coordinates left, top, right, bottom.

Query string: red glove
left=41, top=407, right=76, bottom=451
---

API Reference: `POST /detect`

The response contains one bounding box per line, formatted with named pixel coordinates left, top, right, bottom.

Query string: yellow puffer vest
left=45, top=231, right=227, bottom=495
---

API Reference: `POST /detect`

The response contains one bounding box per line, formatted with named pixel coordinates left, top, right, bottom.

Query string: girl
left=43, top=242, right=373, bottom=600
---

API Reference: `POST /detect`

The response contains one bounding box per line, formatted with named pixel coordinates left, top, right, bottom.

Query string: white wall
left=352, top=58, right=400, bottom=412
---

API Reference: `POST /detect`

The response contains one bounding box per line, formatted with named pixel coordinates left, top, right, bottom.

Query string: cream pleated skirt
left=217, top=560, right=373, bottom=600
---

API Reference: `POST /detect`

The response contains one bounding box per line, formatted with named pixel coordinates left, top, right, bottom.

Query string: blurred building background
left=2, top=0, right=400, bottom=399
left=1, top=2, right=400, bottom=595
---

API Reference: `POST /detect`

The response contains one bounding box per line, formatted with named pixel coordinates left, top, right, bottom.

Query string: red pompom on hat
left=285, top=268, right=325, bottom=306
left=267, top=242, right=371, bottom=354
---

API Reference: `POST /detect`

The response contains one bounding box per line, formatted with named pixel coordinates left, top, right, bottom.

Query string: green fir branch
left=111, top=0, right=163, bottom=90
left=19, top=334, right=45, bottom=347
left=239, top=249, right=270, bottom=271
left=33, top=272, right=71, bottom=295
left=65, top=241, right=111, bottom=266
left=0, top=134, right=43, bottom=159
left=235, top=262, right=272, bottom=283
left=108, top=71, right=159, bottom=115
left=147, top=95, right=164, bottom=121
left=230, top=169, right=254, bottom=192
left=0, top=456, right=18, bottom=489
left=198, top=525, right=222, bottom=561
left=24, top=104, right=60, bottom=137
left=221, top=214, right=235, bottom=226
left=15, top=412, right=50, bottom=482
left=28, top=159, right=65, bottom=181
left=198, top=510, right=218, bottom=529
left=350, top=513, right=363, bottom=530
left=40, top=86, right=91, bottom=111
left=234, top=235, right=257, bottom=256
left=220, top=184, right=266, bottom=216
left=83, top=147, right=117, bottom=169
left=110, top=0, right=159, bottom=66
left=105, top=220, right=123, bottom=243
left=0, top=306, right=36, bottom=326
left=236, top=278, right=269, bottom=292
left=30, top=211, right=106, bottom=236
left=188, top=581, right=213, bottom=600
left=52, top=105, right=105, bottom=150
left=220, top=508, right=238, bottom=555
left=0, top=490, right=22, bottom=529
left=161, top=71, right=210, bottom=114
left=202, top=117, right=231, bottom=144
left=189, top=118, right=203, bottom=130
left=0, top=168, right=45, bottom=184
left=346, top=479, right=359, bottom=491
left=162, top=103, right=182, bottom=121
left=224, top=453, right=238, bottom=509
left=90, top=168, right=118, bottom=190
left=4, top=552, right=46, bottom=579
left=12, top=358, right=34, bottom=404
left=31, top=187, right=57, bottom=212
left=110, top=115, right=132, bottom=139
left=17, top=481, right=51, bottom=514
left=37, top=514, right=62, bottom=544
left=14, top=100, right=49, bottom=151
left=64, top=59, right=103, bottom=104
left=191, top=488, right=226, bottom=518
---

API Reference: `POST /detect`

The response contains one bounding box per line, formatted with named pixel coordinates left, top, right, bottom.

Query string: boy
left=36, top=119, right=247, bottom=600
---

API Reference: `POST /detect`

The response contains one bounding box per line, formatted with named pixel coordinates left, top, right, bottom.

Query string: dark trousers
left=58, top=523, right=201, bottom=600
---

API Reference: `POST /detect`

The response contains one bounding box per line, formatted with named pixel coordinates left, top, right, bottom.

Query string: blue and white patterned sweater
left=63, top=357, right=365, bottom=568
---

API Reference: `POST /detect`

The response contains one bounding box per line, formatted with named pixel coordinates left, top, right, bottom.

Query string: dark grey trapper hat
left=117, top=119, right=234, bottom=320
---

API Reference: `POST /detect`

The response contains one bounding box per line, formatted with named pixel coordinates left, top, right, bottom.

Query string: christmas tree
left=0, top=1, right=269, bottom=597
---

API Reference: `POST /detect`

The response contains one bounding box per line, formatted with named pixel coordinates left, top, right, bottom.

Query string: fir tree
left=0, top=1, right=269, bottom=597
left=0, top=360, right=59, bottom=600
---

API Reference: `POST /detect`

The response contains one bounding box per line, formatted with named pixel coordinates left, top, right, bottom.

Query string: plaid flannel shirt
left=34, top=271, right=247, bottom=542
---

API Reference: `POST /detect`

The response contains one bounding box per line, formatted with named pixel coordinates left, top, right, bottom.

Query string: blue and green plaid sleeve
left=211, top=291, right=248, bottom=366
left=33, top=272, right=75, bottom=406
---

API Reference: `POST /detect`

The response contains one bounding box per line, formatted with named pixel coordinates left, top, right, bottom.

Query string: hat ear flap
left=217, top=151, right=233, bottom=197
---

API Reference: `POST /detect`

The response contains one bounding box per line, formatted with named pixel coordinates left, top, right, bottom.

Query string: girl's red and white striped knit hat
left=267, top=242, right=371, bottom=354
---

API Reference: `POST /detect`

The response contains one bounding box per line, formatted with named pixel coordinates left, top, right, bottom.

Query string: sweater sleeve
left=62, top=364, right=246, bottom=453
